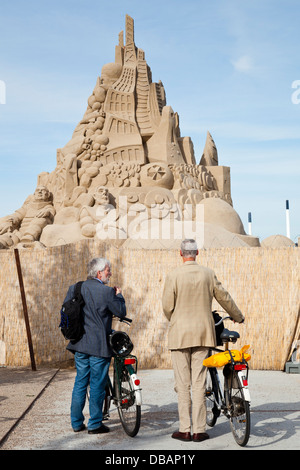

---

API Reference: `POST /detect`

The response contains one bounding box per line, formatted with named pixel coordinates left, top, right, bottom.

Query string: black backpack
left=59, top=281, right=85, bottom=344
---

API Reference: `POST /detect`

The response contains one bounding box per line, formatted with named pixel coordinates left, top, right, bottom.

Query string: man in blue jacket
left=64, top=257, right=126, bottom=433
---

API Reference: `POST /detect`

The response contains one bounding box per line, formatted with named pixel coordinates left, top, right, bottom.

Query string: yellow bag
left=203, top=345, right=251, bottom=368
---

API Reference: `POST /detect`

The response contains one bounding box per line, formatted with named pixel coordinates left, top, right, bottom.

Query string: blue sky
left=0, top=0, right=299, bottom=242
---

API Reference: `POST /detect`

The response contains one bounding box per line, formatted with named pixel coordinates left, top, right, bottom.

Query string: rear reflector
left=234, top=364, right=247, bottom=371
left=134, top=379, right=140, bottom=386
left=124, top=358, right=136, bottom=365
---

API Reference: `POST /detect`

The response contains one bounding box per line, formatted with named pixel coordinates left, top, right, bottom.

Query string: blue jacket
left=64, top=278, right=126, bottom=358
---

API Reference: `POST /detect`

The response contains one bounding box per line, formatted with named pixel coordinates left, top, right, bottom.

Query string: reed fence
left=0, top=240, right=299, bottom=370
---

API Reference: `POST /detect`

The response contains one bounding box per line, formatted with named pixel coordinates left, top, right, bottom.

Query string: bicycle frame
left=113, top=354, right=142, bottom=406
left=208, top=350, right=250, bottom=410
left=206, top=314, right=251, bottom=446
left=210, top=316, right=251, bottom=406
left=102, top=317, right=142, bottom=437
left=210, top=367, right=224, bottom=412
left=226, top=341, right=250, bottom=402
left=87, top=316, right=142, bottom=437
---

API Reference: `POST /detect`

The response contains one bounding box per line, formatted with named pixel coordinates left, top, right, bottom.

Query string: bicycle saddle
left=220, top=328, right=240, bottom=343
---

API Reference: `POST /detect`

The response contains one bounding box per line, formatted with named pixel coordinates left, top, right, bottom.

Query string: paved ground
left=0, top=366, right=300, bottom=452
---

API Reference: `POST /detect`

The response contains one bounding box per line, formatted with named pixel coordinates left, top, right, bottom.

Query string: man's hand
left=36, top=209, right=51, bottom=218
left=0, top=221, right=12, bottom=234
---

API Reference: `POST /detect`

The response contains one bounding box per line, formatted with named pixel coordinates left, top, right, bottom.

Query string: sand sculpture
left=0, top=186, right=55, bottom=249
left=0, top=15, right=260, bottom=249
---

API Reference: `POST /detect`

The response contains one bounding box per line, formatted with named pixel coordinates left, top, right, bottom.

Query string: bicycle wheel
left=114, top=366, right=141, bottom=437
left=226, top=371, right=250, bottom=447
left=205, top=368, right=220, bottom=427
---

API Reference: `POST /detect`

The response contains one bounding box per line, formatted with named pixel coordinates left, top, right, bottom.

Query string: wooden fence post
left=14, top=248, right=36, bottom=371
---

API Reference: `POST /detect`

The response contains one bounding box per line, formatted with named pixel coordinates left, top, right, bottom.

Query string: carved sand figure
left=0, top=186, right=55, bottom=249
left=79, top=186, right=126, bottom=240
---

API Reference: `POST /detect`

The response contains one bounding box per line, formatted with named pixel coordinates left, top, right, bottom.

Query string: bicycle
left=205, top=313, right=251, bottom=447
left=102, top=316, right=142, bottom=437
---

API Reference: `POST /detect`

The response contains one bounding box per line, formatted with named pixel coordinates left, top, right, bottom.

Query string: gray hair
left=87, top=257, right=111, bottom=278
left=180, top=239, right=198, bottom=258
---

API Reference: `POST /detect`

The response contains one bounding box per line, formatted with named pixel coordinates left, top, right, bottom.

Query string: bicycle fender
left=129, top=373, right=142, bottom=406
left=237, top=370, right=251, bottom=402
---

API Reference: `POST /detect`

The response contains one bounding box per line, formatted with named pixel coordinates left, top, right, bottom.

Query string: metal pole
left=248, top=212, right=252, bottom=236
left=14, top=248, right=36, bottom=371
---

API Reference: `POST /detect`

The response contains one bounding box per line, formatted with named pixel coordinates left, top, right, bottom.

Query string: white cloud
left=231, top=55, right=253, bottom=73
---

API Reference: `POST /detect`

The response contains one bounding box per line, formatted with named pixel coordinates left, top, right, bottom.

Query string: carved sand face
left=34, top=186, right=50, bottom=201
left=93, top=186, right=109, bottom=205
left=99, top=63, right=122, bottom=90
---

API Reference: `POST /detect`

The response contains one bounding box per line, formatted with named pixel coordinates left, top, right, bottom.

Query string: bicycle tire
left=226, top=371, right=250, bottom=447
left=205, top=368, right=220, bottom=427
left=114, top=366, right=141, bottom=437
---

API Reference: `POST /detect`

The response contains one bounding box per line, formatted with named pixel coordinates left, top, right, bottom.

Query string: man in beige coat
left=162, top=239, right=244, bottom=442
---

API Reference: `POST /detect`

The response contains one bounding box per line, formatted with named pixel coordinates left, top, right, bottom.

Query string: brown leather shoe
left=193, top=432, right=209, bottom=442
left=172, top=431, right=191, bottom=441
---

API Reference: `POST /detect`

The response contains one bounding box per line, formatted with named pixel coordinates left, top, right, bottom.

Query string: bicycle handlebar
left=213, top=310, right=233, bottom=326
left=120, top=316, right=132, bottom=323
left=213, top=310, right=244, bottom=326
left=214, top=316, right=232, bottom=326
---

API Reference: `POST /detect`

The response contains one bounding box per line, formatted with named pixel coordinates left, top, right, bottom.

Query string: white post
left=248, top=212, right=252, bottom=236
left=286, top=200, right=291, bottom=239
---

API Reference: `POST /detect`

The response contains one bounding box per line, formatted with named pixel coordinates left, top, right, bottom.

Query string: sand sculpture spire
left=0, top=15, right=259, bottom=249
left=200, top=131, right=218, bottom=166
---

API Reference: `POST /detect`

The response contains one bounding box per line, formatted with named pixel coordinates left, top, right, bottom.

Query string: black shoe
left=88, top=424, right=110, bottom=434
left=73, top=424, right=86, bottom=433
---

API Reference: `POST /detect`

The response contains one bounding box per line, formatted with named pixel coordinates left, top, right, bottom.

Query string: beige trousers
left=171, top=347, right=209, bottom=433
